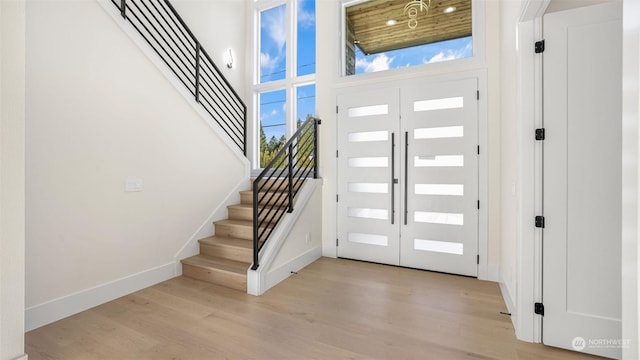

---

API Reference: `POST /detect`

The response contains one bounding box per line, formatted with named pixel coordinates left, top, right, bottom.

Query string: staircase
left=181, top=181, right=285, bottom=291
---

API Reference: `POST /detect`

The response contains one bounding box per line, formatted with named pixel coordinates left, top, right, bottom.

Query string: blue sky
left=258, top=1, right=471, bottom=141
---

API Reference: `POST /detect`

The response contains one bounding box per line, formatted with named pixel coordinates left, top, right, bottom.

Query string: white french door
left=337, top=78, right=479, bottom=276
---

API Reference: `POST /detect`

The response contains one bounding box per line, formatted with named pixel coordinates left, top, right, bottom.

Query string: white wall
left=316, top=0, right=503, bottom=278
left=171, top=0, right=246, bottom=96
left=0, top=1, right=27, bottom=359
left=499, top=0, right=522, bottom=316
left=25, top=0, right=246, bottom=329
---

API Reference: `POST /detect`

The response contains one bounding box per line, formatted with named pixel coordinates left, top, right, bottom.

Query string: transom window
left=344, top=0, right=473, bottom=75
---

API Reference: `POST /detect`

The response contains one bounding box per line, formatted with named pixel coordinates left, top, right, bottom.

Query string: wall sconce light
left=225, top=48, right=234, bottom=69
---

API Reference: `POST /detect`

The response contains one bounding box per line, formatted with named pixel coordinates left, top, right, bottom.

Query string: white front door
left=337, top=77, right=479, bottom=276
left=543, top=3, right=622, bottom=358
left=400, top=78, right=478, bottom=276
left=336, top=87, right=401, bottom=265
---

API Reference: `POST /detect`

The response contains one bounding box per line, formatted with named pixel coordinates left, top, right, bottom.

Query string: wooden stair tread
left=181, top=255, right=249, bottom=275
left=214, top=219, right=253, bottom=228
left=227, top=203, right=252, bottom=210
left=199, top=236, right=252, bottom=249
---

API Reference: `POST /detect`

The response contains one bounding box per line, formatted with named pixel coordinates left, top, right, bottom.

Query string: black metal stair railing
left=112, top=0, right=246, bottom=154
left=251, top=117, right=321, bottom=270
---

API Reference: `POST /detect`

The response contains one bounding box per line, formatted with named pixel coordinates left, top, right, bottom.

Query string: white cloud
left=260, top=52, right=278, bottom=70
left=298, top=0, right=315, bottom=28
left=263, top=6, right=286, bottom=50
left=271, top=109, right=278, bottom=116
left=356, top=53, right=394, bottom=73
left=425, top=42, right=473, bottom=64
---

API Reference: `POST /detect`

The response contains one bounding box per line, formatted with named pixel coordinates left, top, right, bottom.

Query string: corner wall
left=0, top=1, right=27, bottom=358
left=25, top=0, right=247, bottom=330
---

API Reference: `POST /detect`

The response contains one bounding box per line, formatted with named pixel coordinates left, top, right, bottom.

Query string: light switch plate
left=125, top=178, right=143, bottom=192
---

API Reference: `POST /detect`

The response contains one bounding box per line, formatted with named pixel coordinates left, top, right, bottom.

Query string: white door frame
left=515, top=0, right=550, bottom=344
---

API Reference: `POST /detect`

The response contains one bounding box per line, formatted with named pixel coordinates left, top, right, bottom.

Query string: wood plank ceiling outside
left=347, top=0, right=472, bottom=55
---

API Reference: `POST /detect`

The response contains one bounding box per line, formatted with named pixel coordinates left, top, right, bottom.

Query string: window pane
left=260, top=5, right=287, bottom=83
left=260, top=89, right=286, bottom=168
left=296, top=84, right=315, bottom=125
left=297, top=0, right=316, bottom=76
left=345, top=0, right=472, bottom=76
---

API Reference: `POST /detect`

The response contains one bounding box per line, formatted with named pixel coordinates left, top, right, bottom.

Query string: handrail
left=251, top=117, right=321, bottom=270
left=112, top=0, right=247, bottom=155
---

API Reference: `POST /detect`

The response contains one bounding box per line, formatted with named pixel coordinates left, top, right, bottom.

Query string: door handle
left=391, top=132, right=396, bottom=224
left=404, top=131, right=409, bottom=225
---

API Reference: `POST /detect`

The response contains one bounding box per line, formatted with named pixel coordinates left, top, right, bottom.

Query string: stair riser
left=228, top=207, right=284, bottom=224
left=182, top=264, right=246, bottom=292
left=240, top=192, right=290, bottom=206
left=200, top=243, right=252, bottom=263
left=215, top=223, right=253, bottom=240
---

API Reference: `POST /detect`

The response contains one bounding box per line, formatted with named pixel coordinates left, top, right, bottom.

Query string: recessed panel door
left=543, top=3, right=622, bottom=358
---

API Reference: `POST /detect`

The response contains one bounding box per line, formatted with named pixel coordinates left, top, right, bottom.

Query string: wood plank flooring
left=26, top=257, right=604, bottom=359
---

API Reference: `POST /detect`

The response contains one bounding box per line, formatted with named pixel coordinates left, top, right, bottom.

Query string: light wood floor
left=26, top=257, right=603, bottom=360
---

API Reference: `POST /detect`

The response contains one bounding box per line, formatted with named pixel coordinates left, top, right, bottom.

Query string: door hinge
left=535, top=128, right=545, bottom=140
left=534, top=302, right=544, bottom=316
left=336, top=150, right=339, bottom=158
left=535, top=40, right=545, bottom=54
left=477, top=145, right=480, bottom=155
left=477, top=90, right=479, bottom=100
left=336, top=238, right=339, bottom=246
left=535, top=216, right=545, bottom=228
left=336, top=194, right=339, bottom=202
left=477, top=255, right=480, bottom=264
left=336, top=105, right=339, bottom=114
left=477, top=200, right=480, bottom=210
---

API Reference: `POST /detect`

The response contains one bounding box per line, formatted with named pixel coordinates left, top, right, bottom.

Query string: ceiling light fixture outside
left=386, top=19, right=397, bottom=26
left=444, top=6, right=456, bottom=13
left=403, top=0, right=431, bottom=29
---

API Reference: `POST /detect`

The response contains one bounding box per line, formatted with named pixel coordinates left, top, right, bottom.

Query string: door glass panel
left=348, top=157, right=388, bottom=168
left=349, top=232, right=388, bottom=246
left=415, top=184, right=464, bottom=196
left=348, top=182, right=388, bottom=193
left=348, top=130, right=388, bottom=142
left=414, top=155, right=464, bottom=167
left=348, top=207, right=388, bottom=220
left=414, top=239, right=463, bottom=255
left=414, top=97, right=464, bottom=112
left=348, top=104, right=388, bottom=118
left=414, top=126, right=464, bottom=139
left=414, top=211, right=464, bottom=225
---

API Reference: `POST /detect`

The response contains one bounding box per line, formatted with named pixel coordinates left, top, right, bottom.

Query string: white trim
left=621, top=0, right=640, bottom=357
left=264, top=246, right=323, bottom=290
left=25, top=262, right=176, bottom=331
left=173, top=178, right=251, bottom=274
left=96, top=0, right=249, bottom=167
left=247, top=179, right=323, bottom=295
left=499, top=272, right=517, bottom=330
left=12, top=355, right=28, bottom=360
left=515, top=0, right=549, bottom=344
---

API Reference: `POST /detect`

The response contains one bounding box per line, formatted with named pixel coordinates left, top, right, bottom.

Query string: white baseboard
left=265, top=246, right=322, bottom=291
left=25, top=262, right=176, bottom=331
left=499, top=271, right=518, bottom=330
left=12, top=354, right=28, bottom=360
